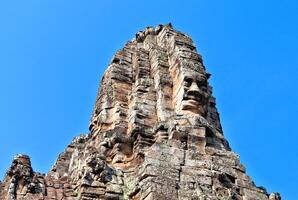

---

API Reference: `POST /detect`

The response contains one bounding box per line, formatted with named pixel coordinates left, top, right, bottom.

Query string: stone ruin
left=0, top=24, right=281, bottom=200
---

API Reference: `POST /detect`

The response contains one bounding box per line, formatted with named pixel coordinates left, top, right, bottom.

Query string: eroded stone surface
left=0, top=24, right=280, bottom=200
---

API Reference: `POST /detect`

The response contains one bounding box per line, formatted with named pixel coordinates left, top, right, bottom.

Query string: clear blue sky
left=0, top=1, right=297, bottom=199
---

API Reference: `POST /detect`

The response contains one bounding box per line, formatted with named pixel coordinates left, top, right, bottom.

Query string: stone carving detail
left=1, top=155, right=45, bottom=200
left=0, top=24, right=280, bottom=200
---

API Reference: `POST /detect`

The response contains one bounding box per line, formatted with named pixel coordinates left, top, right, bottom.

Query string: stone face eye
left=197, top=80, right=207, bottom=92
left=184, top=77, right=192, bottom=87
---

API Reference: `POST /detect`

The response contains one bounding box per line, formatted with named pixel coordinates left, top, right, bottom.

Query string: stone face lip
left=0, top=24, right=280, bottom=200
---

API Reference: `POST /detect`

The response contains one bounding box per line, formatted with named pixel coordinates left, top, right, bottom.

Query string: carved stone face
left=180, top=73, right=209, bottom=116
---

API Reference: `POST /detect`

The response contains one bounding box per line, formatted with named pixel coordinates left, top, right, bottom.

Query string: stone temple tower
left=0, top=24, right=280, bottom=200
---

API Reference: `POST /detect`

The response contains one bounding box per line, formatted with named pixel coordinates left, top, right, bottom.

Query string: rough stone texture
left=0, top=24, right=280, bottom=200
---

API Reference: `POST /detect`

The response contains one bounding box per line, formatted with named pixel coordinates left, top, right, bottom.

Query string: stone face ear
left=206, top=72, right=211, bottom=80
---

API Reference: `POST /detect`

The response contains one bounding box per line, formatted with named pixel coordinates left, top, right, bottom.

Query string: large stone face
left=0, top=24, right=280, bottom=200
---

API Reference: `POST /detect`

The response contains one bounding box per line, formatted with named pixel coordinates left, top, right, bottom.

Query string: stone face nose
left=187, top=81, right=200, bottom=96
left=189, top=81, right=199, bottom=91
